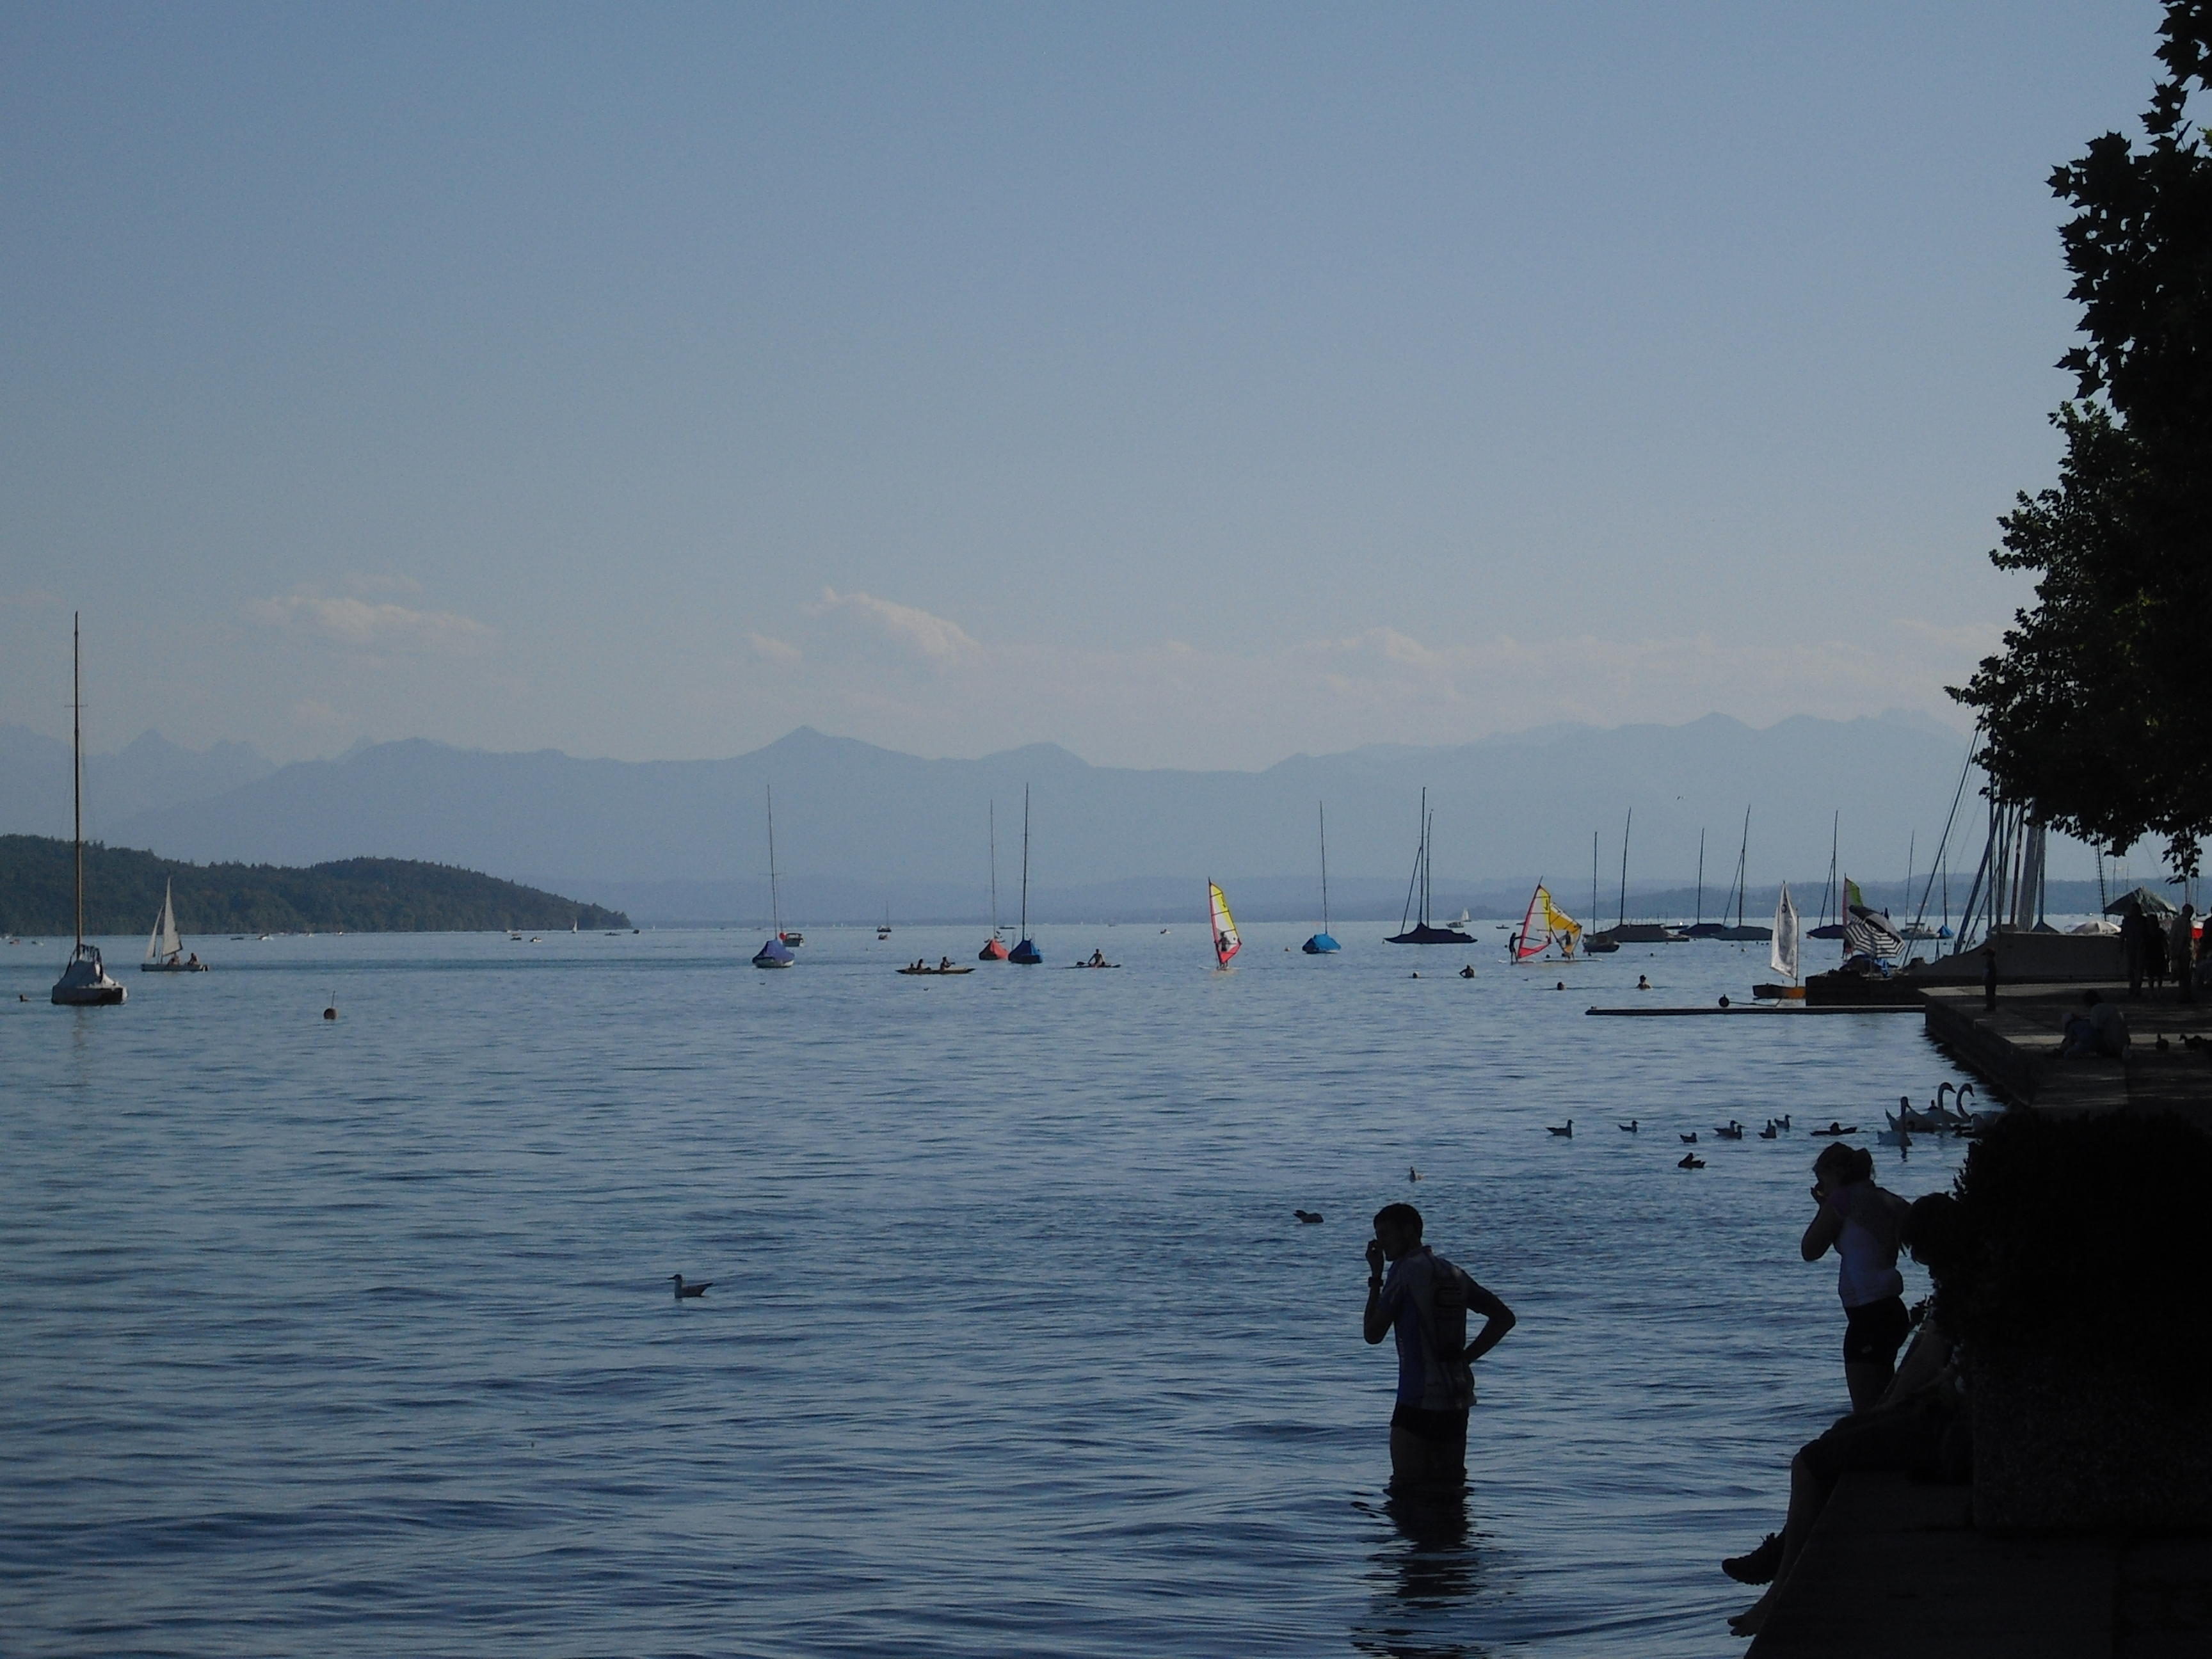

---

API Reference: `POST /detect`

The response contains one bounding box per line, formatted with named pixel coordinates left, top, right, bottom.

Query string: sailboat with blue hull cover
left=752, top=785, right=795, bottom=968
left=1009, top=787, right=1043, bottom=964
left=1302, top=802, right=1340, bottom=954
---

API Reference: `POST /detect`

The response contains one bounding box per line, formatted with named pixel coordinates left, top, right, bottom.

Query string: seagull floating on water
left=1546, top=1119, right=1573, bottom=1137
left=1679, top=1153, right=1706, bottom=1169
left=669, top=1274, right=711, bottom=1299
left=1293, top=1209, right=1325, bottom=1224
left=1619, top=1119, right=1639, bottom=1133
left=1680, top=1132, right=1698, bottom=1144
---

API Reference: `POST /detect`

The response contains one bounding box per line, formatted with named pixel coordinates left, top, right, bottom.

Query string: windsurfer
left=1364, top=1203, right=1516, bottom=1487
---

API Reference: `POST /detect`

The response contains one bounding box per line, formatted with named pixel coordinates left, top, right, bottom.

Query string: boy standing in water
left=1365, top=1203, right=1516, bottom=1485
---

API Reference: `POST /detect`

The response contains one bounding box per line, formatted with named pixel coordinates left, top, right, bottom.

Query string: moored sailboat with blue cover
left=1302, top=802, right=1340, bottom=954
left=1009, top=786, right=1043, bottom=964
left=752, top=785, right=795, bottom=968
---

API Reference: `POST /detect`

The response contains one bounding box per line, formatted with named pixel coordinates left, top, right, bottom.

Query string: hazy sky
left=0, top=2, right=2165, bottom=769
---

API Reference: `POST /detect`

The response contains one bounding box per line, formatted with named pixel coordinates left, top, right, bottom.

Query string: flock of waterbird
left=1534, top=1082, right=1994, bottom=1171
left=666, top=1086, right=1997, bottom=1286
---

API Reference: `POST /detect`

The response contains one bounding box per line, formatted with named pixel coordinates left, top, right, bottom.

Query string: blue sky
left=0, top=1, right=2165, bottom=768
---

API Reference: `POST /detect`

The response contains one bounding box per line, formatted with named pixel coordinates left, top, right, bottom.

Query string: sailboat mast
left=1695, top=830, right=1705, bottom=927
left=1618, top=808, right=1631, bottom=929
left=1424, top=801, right=1434, bottom=927
left=1822, top=811, right=1839, bottom=929
left=1020, top=785, right=1030, bottom=935
left=1318, top=801, right=1331, bottom=933
left=1736, top=806, right=1751, bottom=927
left=766, top=784, right=780, bottom=934
left=1592, top=830, right=1599, bottom=926
left=73, top=613, right=83, bottom=951
left=989, top=801, right=998, bottom=932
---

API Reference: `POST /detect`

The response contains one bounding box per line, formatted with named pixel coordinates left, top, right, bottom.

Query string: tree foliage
left=1954, top=2, right=2212, bottom=876
left=0, top=837, right=631, bottom=936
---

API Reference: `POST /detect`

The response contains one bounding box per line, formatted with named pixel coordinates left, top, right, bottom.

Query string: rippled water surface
left=2, top=924, right=1980, bottom=1656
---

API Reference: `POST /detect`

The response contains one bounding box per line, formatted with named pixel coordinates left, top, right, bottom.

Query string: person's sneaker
left=1722, top=1532, right=1783, bottom=1584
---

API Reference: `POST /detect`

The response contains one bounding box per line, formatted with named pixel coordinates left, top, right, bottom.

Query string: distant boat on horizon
left=52, top=614, right=126, bottom=1006
left=1386, top=789, right=1473, bottom=945
left=979, top=799, right=1010, bottom=961
left=141, top=878, right=209, bottom=973
left=752, top=784, right=795, bottom=969
left=1009, top=787, right=1042, bottom=964
left=1716, top=806, right=1772, bottom=941
left=1302, top=801, right=1340, bottom=954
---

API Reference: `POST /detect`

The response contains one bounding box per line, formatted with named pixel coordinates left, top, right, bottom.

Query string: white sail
left=160, top=881, right=180, bottom=959
left=1770, top=882, right=1800, bottom=981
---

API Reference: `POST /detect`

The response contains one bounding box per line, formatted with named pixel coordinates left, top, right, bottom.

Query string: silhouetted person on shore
left=2176, top=904, right=2199, bottom=1004
left=2124, top=908, right=2149, bottom=997
left=1802, top=1143, right=1910, bottom=1410
left=1364, top=1203, right=1514, bottom=1488
left=1726, top=1192, right=1975, bottom=1638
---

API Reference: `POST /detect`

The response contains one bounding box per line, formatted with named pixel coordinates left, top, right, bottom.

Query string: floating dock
left=1585, top=1003, right=1916, bottom=1017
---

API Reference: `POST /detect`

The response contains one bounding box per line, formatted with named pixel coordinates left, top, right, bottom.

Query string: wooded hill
left=0, top=837, right=630, bottom=936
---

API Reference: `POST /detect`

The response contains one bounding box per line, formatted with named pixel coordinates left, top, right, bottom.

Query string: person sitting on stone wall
left=1720, top=1192, right=1976, bottom=1639
left=2059, top=990, right=2130, bottom=1060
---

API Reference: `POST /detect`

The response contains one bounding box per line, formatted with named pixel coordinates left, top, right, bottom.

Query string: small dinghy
left=141, top=879, right=209, bottom=972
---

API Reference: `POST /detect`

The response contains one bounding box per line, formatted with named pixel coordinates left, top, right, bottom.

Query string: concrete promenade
left=1744, top=1473, right=2212, bottom=1658
left=1922, top=982, right=2212, bottom=1122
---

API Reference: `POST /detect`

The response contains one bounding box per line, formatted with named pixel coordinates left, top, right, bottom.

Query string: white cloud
left=247, top=592, right=493, bottom=655
left=720, top=596, right=1992, bottom=766
left=748, top=632, right=803, bottom=663
left=807, top=588, right=982, bottom=668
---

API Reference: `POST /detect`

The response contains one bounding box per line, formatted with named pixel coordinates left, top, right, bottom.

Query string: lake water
left=1, top=922, right=1980, bottom=1656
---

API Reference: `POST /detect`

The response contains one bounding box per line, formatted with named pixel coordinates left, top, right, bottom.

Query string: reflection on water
left=1, top=925, right=1978, bottom=1656
left=1352, top=1481, right=1489, bottom=1659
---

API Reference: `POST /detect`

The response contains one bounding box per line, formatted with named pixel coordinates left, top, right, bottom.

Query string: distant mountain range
left=0, top=725, right=274, bottom=837
left=0, top=712, right=2010, bottom=924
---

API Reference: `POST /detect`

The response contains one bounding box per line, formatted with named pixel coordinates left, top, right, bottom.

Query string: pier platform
left=1744, top=1471, right=2212, bottom=1658
left=1922, top=984, right=2212, bottom=1123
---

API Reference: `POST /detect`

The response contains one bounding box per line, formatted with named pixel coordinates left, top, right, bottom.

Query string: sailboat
left=1598, top=807, right=1678, bottom=943
left=51, top=614, right=126, bottom=1006
left=1583, top=830, right=1620, bottom=952
left=1754, top=883, right=1804, bottom=1000
left=1302, top=802, right=1340, bottom=954
left=751, top=785, right=796, bottom=968
left=1512, top=883, right=1582, bottom=962
left=1210, top=882, right=1242, bottom=967
left=1386, top=790, right=1473, bottom=944
left=878, top=904, right=892, bottom=942
left=141, top=878, right=209, bottom=972
left=1683, top=829, right=1724, bottom=938
left=1009, top=787, right=1043, bottom=963
left=1809, top=813, right=1847, bottom=940
left=979, top=800, right=1010, bottom=961
left=1717, top=808, right=1772, bottom=941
